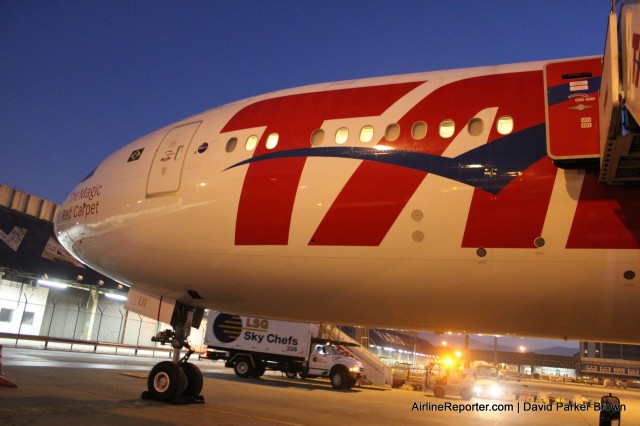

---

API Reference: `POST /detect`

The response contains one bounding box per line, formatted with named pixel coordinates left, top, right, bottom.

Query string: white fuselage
left=55, top=60, right=640, bottom=343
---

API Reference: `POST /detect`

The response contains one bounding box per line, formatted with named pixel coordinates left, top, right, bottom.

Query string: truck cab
left=424, top=361, right=476, bottom=400
left=306, top=343, right=364, bottom=389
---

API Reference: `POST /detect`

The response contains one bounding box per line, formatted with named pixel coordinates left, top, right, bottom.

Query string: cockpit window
left=81, top=167, right=97, bottom=182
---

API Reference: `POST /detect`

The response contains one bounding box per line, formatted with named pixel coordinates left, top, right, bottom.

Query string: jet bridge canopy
left=599, top=3, right=640, bottom=184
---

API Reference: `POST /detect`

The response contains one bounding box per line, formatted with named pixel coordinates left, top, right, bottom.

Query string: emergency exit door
left=146, top=121, right=201, bottom=197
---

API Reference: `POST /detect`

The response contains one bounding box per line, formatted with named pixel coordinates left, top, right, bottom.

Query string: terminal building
left=580, top=342, right=640, bottom=383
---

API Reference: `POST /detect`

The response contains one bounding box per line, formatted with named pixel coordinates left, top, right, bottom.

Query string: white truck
left=203, top=311, right=365, bottom=390
left=424, top=359, right=502, bottom=400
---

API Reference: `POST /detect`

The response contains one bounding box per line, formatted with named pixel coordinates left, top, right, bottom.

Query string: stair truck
left=203, top=311, right=365, bottom=390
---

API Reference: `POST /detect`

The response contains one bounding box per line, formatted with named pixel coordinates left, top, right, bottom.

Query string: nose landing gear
left=142, top=303, right=205, bottom=404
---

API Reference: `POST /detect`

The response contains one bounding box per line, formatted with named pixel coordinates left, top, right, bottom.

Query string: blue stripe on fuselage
left=546, top=76, right=600, bottom=107
left=224, top=124, right=547, bottom=195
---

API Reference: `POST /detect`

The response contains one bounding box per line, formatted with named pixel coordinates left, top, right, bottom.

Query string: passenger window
left=385, top=123, right=400, bottom=141
left=335, top=127, right=349, bottom=144
left=497, top=116, right=514, bottom=135
left=411, top=121, right=427, bottom=140
left=311, top=129, right=325, bottom=146
left=226, top=137, right=238, bottom=153
left=359, top=125, right=374, bottom=143
left=245, top=135, right=258, bottom=151
left=266, top=132, right=279, bottom=149
left=468, top=118, right=483, bottom=136
left=197, top=142, right=209, bottom=153
left=439, top=120, right=455, bottom=138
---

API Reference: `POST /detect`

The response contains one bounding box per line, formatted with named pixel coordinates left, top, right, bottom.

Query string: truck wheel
left=346, top=376, right=357, bottom=389
left=330, top=368, right=347, bottom=390
left=285, top=371, right=297, bottom=379
left=460, top=388, right=473, bottom=401
left=234, top=359, right=254, bottom=378
left=251, top=365, right=266, bottom=378
left=433, top=386, right=445, bottom=398
left=147, top=361, right=187, bottom=402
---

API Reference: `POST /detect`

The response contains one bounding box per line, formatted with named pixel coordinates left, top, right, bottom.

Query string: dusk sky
left=2, top=0, right=611, bottom=203
left=1, top=1, right=615, bottom=351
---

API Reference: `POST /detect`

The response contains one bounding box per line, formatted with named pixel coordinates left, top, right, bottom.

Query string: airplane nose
left=54, top=186, right=83, bottom=253
left=57, top=183, right=102, bottom=223
left=54, top=177, right=102, bottom=259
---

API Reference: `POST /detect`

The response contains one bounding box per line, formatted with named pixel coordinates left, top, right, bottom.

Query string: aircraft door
left=146, top=121, right=201, bottom=197
left=543, top=58, right=601, bottom=162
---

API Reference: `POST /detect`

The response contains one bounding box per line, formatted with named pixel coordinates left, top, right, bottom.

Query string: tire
left=346, top=376, right=357, bottom=389
left=460, top=388, right=473, bottom=401
left=285, top=371, right=297, bottom=379
left=147, top=361, right=187, bottom=402
left=251, top=365, right=266, bottom=378
left=330, top=368, right=348, bottom=390
left=234, top=358, right=254, bottom=378
left=182, top=362, right=203, bottom=397
left=433, top=386, right=445, bottom=398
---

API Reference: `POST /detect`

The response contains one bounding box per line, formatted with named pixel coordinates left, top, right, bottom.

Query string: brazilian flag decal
left=127, top=148, right=144, bottom=162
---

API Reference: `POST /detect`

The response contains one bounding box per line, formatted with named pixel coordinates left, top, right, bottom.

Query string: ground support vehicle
left=204, top=311, right=364, bottom=390
left=424, top=359, right=502, bottom=400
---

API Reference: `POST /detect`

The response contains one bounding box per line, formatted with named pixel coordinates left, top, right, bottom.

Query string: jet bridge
left=598, top=2, right=640, bottom=184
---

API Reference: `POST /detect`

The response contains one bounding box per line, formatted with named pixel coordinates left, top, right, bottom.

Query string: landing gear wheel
left=433, top=386, right=445, bottom=398
left=182, top=362, right=203, bottom=397
left=330, top=369, right=347, bottom=390
left=285, top=371, right=297, bottom=379
left=147, top=361, right=187, bottom=402
left=234, top=359, right=255, bottom=378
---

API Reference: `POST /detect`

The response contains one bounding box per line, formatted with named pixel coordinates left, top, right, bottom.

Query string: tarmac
left=1, top=346, right=638, bottom=425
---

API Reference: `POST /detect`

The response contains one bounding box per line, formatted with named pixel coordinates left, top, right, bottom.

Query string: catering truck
left=204, top=311, right=365, bottom=390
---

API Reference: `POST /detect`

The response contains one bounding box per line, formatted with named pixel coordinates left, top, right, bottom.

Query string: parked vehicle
left=204, top=311, right=364, bottom=390
left=424, top=358, right=502, bottom=400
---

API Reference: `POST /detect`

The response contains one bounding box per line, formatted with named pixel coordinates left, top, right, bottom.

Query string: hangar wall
left=0, top=184, right=206, bottom=351
left=0, top=276, right=207, bottom=351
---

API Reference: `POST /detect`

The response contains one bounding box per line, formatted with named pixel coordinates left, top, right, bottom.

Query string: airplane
left=54, top=3, right=640, bottom=402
